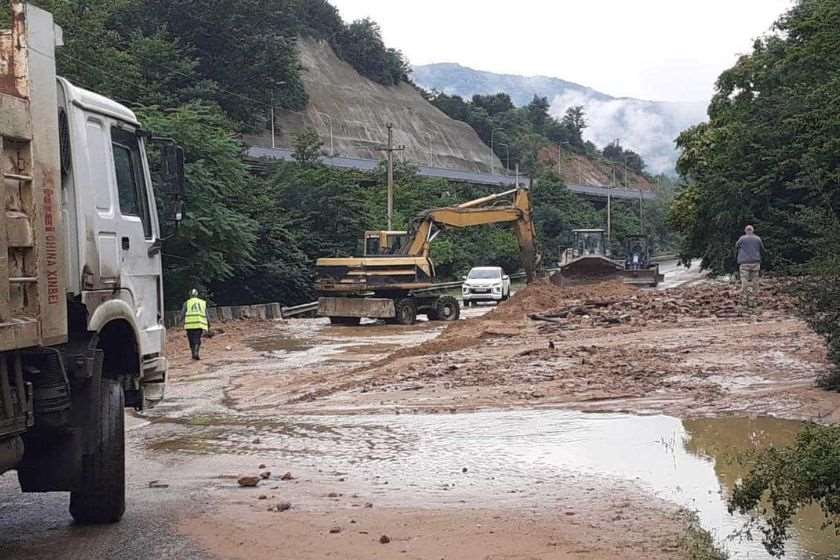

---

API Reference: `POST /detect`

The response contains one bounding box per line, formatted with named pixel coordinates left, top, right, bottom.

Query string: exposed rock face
left=243, top=38, right=502, bottom=174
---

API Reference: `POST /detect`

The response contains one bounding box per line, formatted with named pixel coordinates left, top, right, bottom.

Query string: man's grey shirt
left=736, top=234, right=765, bottom=265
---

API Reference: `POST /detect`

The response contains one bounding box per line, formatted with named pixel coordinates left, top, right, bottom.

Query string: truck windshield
left=468, top=269, right=500, bottom=280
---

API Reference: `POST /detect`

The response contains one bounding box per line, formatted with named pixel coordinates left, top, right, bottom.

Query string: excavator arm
left=401, top=188, right=540, bottom=282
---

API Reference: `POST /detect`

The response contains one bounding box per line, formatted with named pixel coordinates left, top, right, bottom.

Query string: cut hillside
left=244, top=38, right=502, bottom=174
left=539, top=146, right=655, bottom=190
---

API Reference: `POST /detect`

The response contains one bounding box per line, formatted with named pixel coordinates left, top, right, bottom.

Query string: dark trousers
left=187, top=329, right=203, bottom=359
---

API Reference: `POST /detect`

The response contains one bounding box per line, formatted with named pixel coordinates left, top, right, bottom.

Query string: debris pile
left=529, top=281, right=792, bottom=332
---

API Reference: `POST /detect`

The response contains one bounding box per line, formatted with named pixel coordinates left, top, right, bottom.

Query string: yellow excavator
left=316, top=188, right=539, bottom=325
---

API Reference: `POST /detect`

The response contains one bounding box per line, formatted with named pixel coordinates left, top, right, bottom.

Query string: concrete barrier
left=163, top=302, right=288, bottom=328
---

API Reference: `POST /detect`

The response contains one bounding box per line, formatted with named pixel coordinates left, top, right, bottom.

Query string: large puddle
left=148, top=409, right=839, bottom=559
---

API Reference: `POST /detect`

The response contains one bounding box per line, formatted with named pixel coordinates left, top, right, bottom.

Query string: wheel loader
left=558, top=230, right=663, bottom=287
left=559, top=229, right=623, bottom=280
left=621, top=235, right=664, bottom=287
left=315, top=188, right=539, bottom=325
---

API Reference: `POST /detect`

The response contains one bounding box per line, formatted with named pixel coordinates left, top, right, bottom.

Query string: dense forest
left=670, top=0, right=840, bottom=554
left=28, top=0, right=663, bottom=310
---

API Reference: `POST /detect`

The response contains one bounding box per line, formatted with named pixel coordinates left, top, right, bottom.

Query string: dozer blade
left=559, top=256, right=624, bottom=283
left=622, top=267, right=664, bottom=287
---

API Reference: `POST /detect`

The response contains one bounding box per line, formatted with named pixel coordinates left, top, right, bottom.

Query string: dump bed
left=0, top=3, right=67, bottom=351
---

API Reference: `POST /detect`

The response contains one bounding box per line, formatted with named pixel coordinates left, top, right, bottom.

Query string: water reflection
left=148, top=409, right=839, bottom=559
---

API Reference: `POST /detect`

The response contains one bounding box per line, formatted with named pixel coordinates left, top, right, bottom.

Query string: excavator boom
left=401, top=188, right=539, bottom=281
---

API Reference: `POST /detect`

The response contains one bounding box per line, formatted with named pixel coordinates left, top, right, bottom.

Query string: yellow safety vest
left=184, top=297, right=208, bottom=331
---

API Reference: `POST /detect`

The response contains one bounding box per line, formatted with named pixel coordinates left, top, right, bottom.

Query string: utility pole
left=498, top=143, right=510, bottom=175
left=608, top=166, right=614, bottom=242
left=376, top=123, right=405, bottom=230
left=270, top=94, right=275, bottom=149
left=639, top=188, right=644, bottom=235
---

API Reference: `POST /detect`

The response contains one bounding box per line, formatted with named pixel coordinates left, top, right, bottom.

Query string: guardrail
left=280, top=301, right=320, bottom=318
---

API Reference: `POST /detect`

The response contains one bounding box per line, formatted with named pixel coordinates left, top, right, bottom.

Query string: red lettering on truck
left=43, top=186, right=59, bottom=305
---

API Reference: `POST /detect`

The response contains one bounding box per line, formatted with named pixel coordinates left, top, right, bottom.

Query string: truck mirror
left=160, top=143, right=185, bottom=196
left=173, top=198, right=184, bottom=224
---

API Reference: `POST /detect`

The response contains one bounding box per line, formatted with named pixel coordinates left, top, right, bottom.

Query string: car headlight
left=492, top=284, right=502, bottom=292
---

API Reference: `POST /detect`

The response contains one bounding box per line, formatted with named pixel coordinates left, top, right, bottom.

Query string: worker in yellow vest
left=182, top=289, right=209, bottom=360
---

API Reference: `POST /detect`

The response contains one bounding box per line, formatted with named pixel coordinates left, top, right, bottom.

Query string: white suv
left=462, top=266, right=511, bottom=306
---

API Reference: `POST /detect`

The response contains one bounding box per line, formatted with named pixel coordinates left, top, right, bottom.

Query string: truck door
left=108, top=125, right=164, bottom=355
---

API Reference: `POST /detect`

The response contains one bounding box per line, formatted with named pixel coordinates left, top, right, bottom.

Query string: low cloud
left=549, top=92, right=708, bottom=174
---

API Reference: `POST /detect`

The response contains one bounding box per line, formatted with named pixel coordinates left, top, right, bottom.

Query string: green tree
left=671, top=0, right=840, bottom=275
left=334, top=18, right=409, bottom=86
left=729, top=424, right=840, bottom=557
left=140, top=104, right=258, bottom=306
left=292, top=128, right=324, bottom=165
left=472, top=93, right=515, bottom=116
left=526, top=95, right=551, bottom=133
left=561, top=105, right=587, bottom=146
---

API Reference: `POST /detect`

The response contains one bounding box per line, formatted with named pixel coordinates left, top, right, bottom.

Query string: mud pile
left=489, top=278, right=636, bottom=320
left=391, top=279, right=638, bottom=360
left=530, top=280, right=793, bottom=333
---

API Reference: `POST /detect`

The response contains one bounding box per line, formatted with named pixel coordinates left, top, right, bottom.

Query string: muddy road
left=2, top=265, right=840, bottom=559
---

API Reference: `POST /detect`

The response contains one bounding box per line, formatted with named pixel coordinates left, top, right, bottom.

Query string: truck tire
left=434, top=296, right=460, bottom=322
left=395, top=299, right=417, bottom=325
left=69, top=378, right=125, bottom=524
left=329, top=316, right=361, bottom=326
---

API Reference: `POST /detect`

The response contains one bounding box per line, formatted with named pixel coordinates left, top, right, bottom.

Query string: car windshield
left=468, top=269, right=500, bottom=280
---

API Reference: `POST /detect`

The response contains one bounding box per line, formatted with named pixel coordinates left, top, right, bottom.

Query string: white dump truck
left=0, top=2, right=182, bottom=523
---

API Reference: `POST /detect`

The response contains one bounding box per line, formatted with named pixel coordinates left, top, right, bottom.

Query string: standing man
left=735, top=225, right=765, bottom=305
left=182, top=289, right=209, bottom=360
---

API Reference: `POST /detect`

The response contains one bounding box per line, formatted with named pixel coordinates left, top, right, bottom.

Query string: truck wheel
left=329, top=316, right=361, bottom=326
left=434, top=296, right=460, bottom=322
left=426, top=309, right=440, bottom=321
left=69, top=378, right=125, bottom=524
left=395, top=299, right=417, bottom=325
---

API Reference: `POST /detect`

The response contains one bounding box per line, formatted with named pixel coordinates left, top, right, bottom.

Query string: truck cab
left=58, top=78, right=169, bottom=404
left=0, top=1, right=183, bottom=524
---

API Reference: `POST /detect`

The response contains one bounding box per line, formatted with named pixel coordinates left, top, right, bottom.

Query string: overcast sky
left=329, top=0, right=793, bottom=102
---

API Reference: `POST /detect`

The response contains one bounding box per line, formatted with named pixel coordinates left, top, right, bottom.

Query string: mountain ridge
left=412, top=62, right=708, bottom=174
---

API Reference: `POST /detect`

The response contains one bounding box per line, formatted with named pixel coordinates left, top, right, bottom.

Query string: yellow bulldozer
left=315, top=188, right=539, bottom=325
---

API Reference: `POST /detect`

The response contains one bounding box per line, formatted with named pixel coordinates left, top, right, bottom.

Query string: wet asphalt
left=0, top=262, right=703, bottom=560
left=0, top=414, right=214, bottom=560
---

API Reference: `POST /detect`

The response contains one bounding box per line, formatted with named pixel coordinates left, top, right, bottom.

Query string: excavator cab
left=363, top=231, right=409, bottom=256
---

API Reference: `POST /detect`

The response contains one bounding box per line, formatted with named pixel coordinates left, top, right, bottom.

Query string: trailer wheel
left=329, top=316, right=361, bottom=326
left=69, top=378, right=125, bottom=524
left=395, top=299, right=417, bottom=325
left=434, top=296, right=460, bottom=322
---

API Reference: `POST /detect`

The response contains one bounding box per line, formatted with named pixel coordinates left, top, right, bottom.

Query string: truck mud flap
left=318, top=297, right=396, bottom=319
